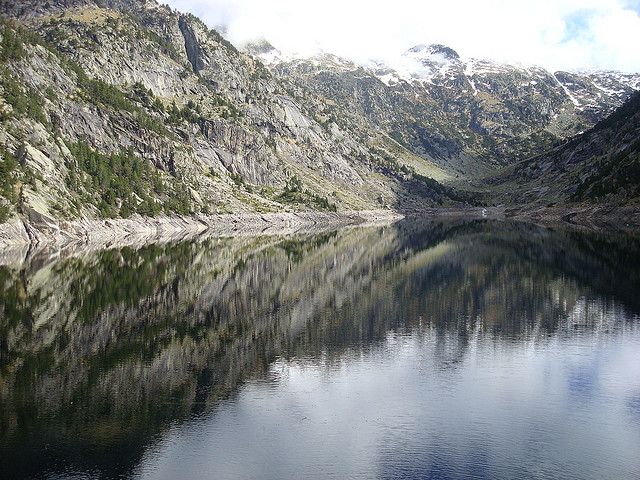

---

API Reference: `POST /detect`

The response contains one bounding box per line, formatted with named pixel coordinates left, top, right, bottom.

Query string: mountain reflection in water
left=1, top=219, right=639, bottom=479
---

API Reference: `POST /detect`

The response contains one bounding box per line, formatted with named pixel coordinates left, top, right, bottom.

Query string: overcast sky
left=164, top=0, right=640, bottom=73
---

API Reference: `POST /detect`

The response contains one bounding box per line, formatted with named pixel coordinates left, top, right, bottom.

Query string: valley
left=0, top=0, right=639, bottom=245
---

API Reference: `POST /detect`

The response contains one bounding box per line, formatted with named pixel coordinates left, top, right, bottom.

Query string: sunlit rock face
left=0, top=0, right=412, bottom=227
left=2, top=0, right=640, bottom=227
left=265, top=41, right=639, bottom=174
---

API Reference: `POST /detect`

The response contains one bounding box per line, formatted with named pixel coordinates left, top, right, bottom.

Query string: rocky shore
left=0, top=210, right=404, bottom=264
left=3, top=204, right=639, bottom=266
left=503, top=204, right=640, bottom=230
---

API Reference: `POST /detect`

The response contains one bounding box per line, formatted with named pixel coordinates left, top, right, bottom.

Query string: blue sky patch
left=562, top=10, right=596, bottom=43
left=624, top=0, right=640, bottom=15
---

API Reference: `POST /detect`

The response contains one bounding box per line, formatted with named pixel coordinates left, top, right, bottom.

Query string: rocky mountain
left=258, top=42, right=639, bottom=176
left=0, top=0, right=639, bottom=234
left=2, top=0, right=469, bottom=232
left=484, top=91, right=640, bottom=209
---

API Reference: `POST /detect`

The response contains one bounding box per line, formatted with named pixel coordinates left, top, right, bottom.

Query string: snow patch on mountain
left=245, top=38, right=640, bottom=133
left=373, top=44, right=532, bottom=86
left=367, top=44, right=640, bottom=115
left=553, top=74, right=582, bottom=108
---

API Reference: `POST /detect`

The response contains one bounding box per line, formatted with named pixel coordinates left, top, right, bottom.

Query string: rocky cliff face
left=0, top=0, right=91, bottom=19
left=2, top=0, right=465, bottom=234
left=258, top=42, right=639, bottom=176
left=1, top=0, right=639, bottom=232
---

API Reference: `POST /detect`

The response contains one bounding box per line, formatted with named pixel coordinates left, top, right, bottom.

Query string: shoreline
left=2, top=204, right=639, bottom=265
left=401, top=204, right=640, bottom=230
left=0, top=209, right=404, bottom=264
left=502, top=204, right=640, bottom=230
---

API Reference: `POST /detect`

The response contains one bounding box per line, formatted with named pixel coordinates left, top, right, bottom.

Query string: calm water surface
left=1, top=219, right=640, bottom=479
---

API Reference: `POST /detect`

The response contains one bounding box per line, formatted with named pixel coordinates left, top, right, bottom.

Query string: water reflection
left=1, top=219, right=639, bottom=479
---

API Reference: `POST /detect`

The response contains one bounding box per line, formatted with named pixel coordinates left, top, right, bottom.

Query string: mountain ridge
left=485, top=90, right=640, bottom=209
left=0, top=1, right=431, bottom=224
left=0, top=0, right=639, bottom=240
left=258, top=40, right=639, bottom=172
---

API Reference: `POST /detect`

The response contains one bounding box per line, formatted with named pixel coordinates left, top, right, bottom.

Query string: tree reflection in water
left=1, top=219, right=639, bottom=479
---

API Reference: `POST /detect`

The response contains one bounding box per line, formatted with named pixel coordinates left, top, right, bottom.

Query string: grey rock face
left=1, top=0, right=639, bottom=232
left=178, top=14, right=204, bottom=73
left=489, top=91, right=640, bottom=207
left=262, top=43, right=639, bottom=175
left=0, top=0, right=91, bottom=19
left=3, top=0, right=433, bottom=229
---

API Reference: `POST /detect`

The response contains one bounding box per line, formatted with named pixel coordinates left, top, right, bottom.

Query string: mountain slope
left=1, top=0, right=639, bottom=233
left=1, top=0, right=474, bottom=230
left=483, top=91, right=640, bottom=208
left=255, top=42, right=639, bottom=177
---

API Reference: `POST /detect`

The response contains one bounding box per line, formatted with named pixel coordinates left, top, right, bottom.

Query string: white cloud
left=164, top=0, right=640, bottom=72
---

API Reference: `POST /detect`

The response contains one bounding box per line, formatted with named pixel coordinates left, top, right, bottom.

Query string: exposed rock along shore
left=1, top=204, right=637, bottom=254
left=504, top=204, right=640, bottom=230
left=0, top=209, right=404, bottom=252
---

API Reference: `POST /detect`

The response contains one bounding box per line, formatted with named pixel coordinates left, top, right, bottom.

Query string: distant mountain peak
left=406, top=44, right=460, bottom=62
left=243, top=39, right=278, bottom=56
left=407, top=44, right=428, bottom=54
left=242, top=39, right=294, bottom=65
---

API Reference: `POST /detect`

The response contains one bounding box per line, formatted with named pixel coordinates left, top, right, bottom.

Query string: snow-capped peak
left=405, top=44, right=461, bottom=64
left=372, top=43, right=466, bottom=85
left=243, top=39, right=293, bottom=65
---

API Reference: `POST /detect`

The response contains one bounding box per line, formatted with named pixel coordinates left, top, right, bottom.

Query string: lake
left=1, top=218, right=640, bottom=479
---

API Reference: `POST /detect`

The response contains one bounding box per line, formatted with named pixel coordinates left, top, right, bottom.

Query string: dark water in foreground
left=1, top=219, right=640, bottom=479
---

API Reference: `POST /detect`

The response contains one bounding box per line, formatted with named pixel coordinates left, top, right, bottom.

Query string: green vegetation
left=250, top=60, right=271, bottom=81
left=211, top=95, right=243, bottom=119
left=565, top=93, right=640, bottom=202
left=0, top=265, right=36, bottom=345
left=131, top=81, right=153, bottom=105
left=0, top=16, right=199, bottom=220
left=1, top=17, right=45, bottom=60
left=76, top=68, right=138, bottom=113
left=0, top=67, right=46, bottom=123
left=167, top=99, right=205, bottom=124
left=67, top=141, right=158, bottom=217
left=44, top=85, right=57, bottom=102
left=2, top=15, right=172, bottom=138
left=59, top=59, right=169, bottom=136
left=0, top=146, right=47, bottom=222
left=139, top=25, right=179, bottom=60
left=193, top=76, right=243, bottom=119
left=278, top=232, right=337, bottom=262
left=363, top=146, right=478, bottom=205
left=66, top=141, right=192, bottom=217
left=69, top=245, right=176, bottom=322
left=1, top=18, right=137, bottom=128
left=229, top=171, right=252, bottom=192
left=0, top=204, right=10, bottom=223
left=411, top=170, right=480, bottom=206
left=0, top=148, right=18, bottom=222
left=366, top=147, right=402, bottom=172
left=0, top=19, right=26, bottom=61
left=276, top=176, right=337, bottom=211
left=573, top=148, right=640, bottom=200
left=388, top=131, right=410, bottom=149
